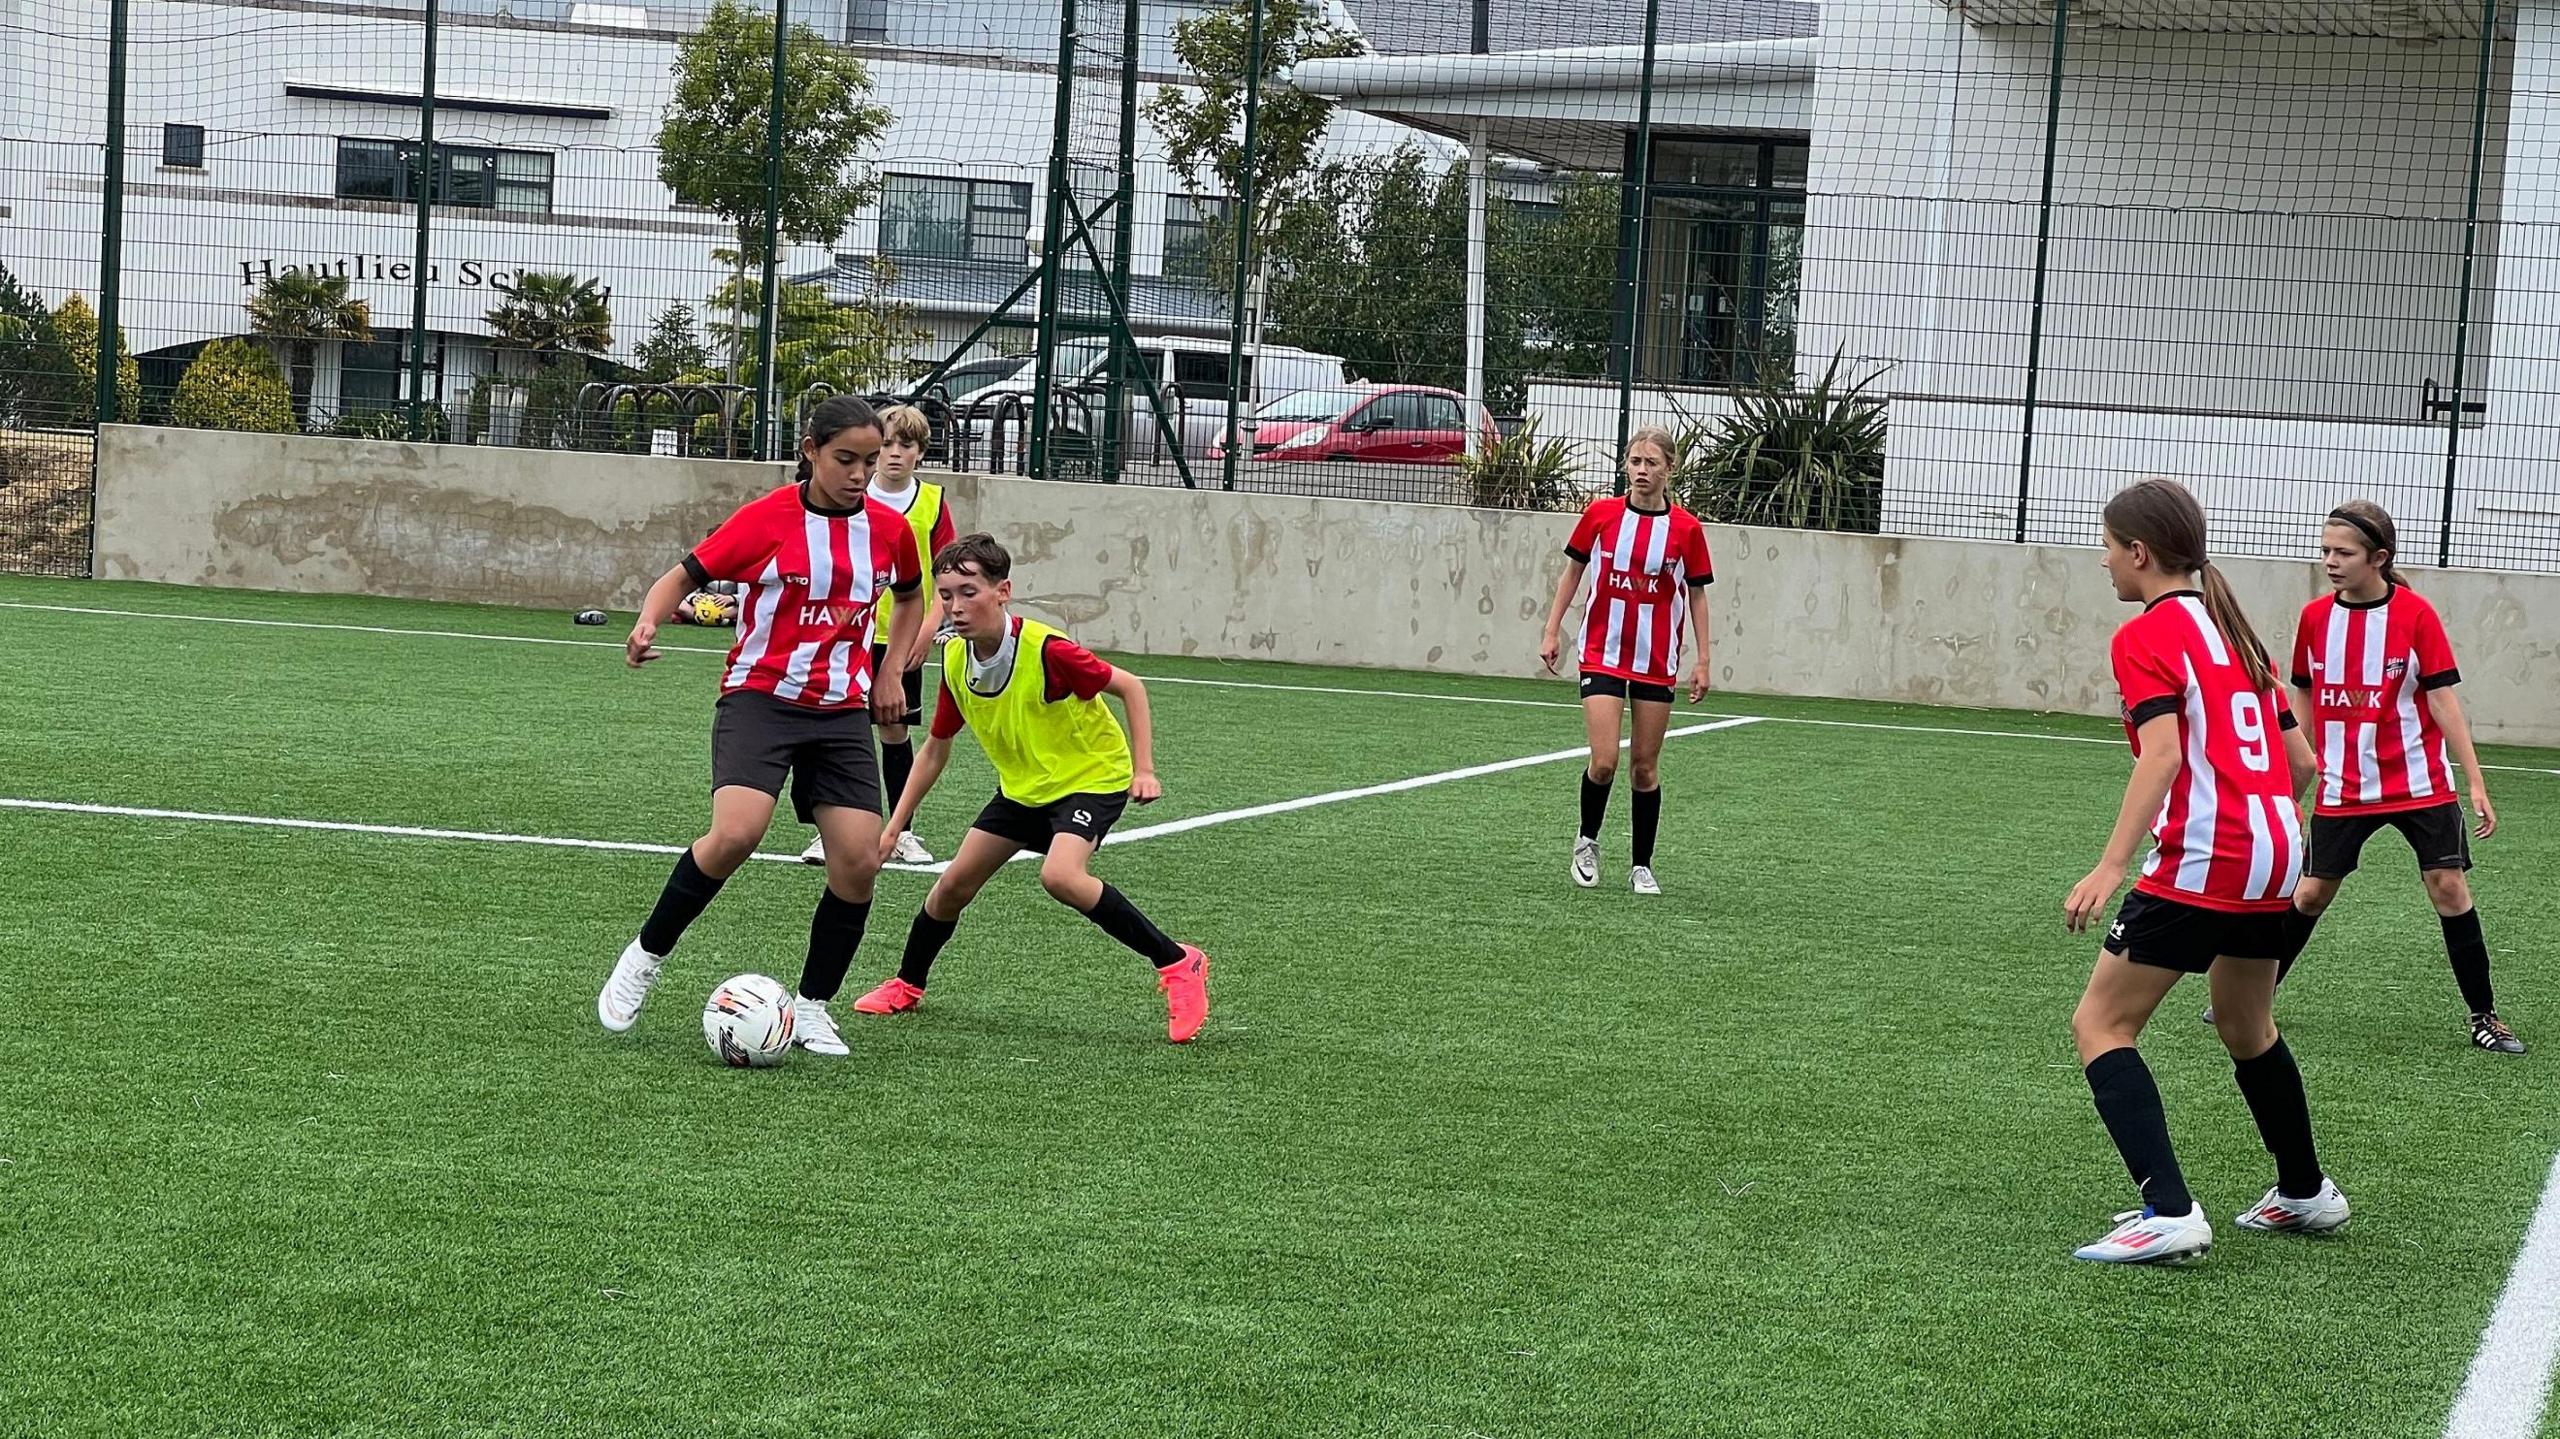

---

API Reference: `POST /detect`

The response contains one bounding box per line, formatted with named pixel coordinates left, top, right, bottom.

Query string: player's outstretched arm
left=2066, top=713, right=2182, bottom=933
left=2430, top=686, right=2498, bottom=838
left=1539, top=558, right=1586, bottom=674
left=1104, top=668, right=1160, bottom=803
left=881, top=734, right=954, bottom=856
left=627, top=564, right=692, bottom=667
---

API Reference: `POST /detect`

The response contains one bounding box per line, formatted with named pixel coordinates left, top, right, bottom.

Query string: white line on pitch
left=5, top=599, right=2554, bottom=775
left=2444, top=1150, right=2560, bottom=1439
left=0, top=798, right=924, bottom=872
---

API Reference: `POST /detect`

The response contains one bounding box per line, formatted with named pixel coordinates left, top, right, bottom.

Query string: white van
left=958, top=334, right=1349, bottom=465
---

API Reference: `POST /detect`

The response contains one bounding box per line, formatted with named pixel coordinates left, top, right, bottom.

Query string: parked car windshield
left=944, top=359, right=1027, bottom=398
left=1256, top=388, right=1367, bottom=423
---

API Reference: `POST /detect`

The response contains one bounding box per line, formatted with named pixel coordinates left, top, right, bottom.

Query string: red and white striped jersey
left=684, top=482, right=924, bottom=711
left=2290, top=584, right=2462, bottom=816
left=1566, top=497, right=1714, bottom=688
left=2113, top=592, right=2304, bottom=914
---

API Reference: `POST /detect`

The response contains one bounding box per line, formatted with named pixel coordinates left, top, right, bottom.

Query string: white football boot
left=792, top=995, right=849, bottom=1056
left=1630, top=865, right=1662, bottom=897
left=2234, top=1178, right=2350, bottom=1235
left=1571, top=837, right=1600, bottom=889
left=2073, top=1205, right=2213, bottom=1265
left=597, top=939, right=664, bottom=1033
left=889, top=832, right=935, bottom=866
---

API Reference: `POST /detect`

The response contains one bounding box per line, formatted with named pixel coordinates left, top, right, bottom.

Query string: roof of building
left=1335, top=0, right=1818, bottom=55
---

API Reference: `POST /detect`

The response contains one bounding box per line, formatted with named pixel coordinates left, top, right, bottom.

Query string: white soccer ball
left=701, top=973, right=796, bottom=1067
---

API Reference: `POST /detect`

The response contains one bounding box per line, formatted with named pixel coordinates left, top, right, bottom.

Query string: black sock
left=1081, top=883, right=1183, bottom=967
left=796, top=888, right=871, bottom=1002
left=1631, top=786, right=1662, bottom=868
left=2275, top=904, right=2321, bottom=987
left=1579, top=771, right=1612, bottom=841
left=2083, top=1047, right=2194, bottom=1217
left=2441, top=908, right=2496, bottom=1014
left=880, top=737, right=915, bottom=821
left=2232, top=1035, right=2325, bottom=1200
left=898, top=908, right=958, bottom=990
left=638, top=847, right=726, bottom=957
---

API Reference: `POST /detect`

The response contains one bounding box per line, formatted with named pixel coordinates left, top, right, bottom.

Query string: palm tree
left=483, top=272, right=614, bottom=371
left=243, top=271, right=374, bottom=428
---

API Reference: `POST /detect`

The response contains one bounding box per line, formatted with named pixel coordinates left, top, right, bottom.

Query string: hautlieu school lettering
left=238, top=256, right=610, bottom=299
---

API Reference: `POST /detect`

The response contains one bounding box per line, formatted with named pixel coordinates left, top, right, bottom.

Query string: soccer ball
left=683, top=590, right=738, bottom=627
left=701, top=974, right=795, bottom=1067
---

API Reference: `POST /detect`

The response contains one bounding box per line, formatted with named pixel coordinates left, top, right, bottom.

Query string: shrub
left=1675, top=352, right=1886, bottom=535
left=169, top=339, right=296, bottom=433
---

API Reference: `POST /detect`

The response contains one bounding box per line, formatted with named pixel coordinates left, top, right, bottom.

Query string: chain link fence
left=5, top=0, right=2555, bottom=575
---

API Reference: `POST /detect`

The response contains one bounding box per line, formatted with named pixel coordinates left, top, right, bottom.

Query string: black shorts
left=870, top=643, right=925, bottom=727
left=2103, top=889, right=2305, bottom=974
left=972, top=790, right=1129, bottom=854
left=710, top=690, right=882, bottom=825
left=1581, top=671, right=1675, bottom=705
left=2308, top=802, right=2472, bottom=879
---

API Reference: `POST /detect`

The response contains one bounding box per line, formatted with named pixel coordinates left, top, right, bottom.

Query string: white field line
left=2444, top=1151, right=2560, bottom=1439
left=0, top=719, right=1762, bottom=873
left=3, top=599, right=2553, bottom=777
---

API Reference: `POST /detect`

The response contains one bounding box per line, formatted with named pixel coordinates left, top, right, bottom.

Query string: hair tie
left=2328, top=508, right=2388, bottom=550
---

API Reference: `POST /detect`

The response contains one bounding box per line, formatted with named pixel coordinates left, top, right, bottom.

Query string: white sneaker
left=889, top=832, right=935, bottom=865
left=2073, top=1204, right=2213, bottom=1265
left=792, top=995, right=849, bottom=1056
left=2235, top=1178, right=2350, bottom=1234
left=598, top=939, right=663, bottom=1033
left=799, top=835, right=826, bottom=866
left=1630, top=865, right=1662, bottom=896
left=1572, top=837, right=1600, bottom=889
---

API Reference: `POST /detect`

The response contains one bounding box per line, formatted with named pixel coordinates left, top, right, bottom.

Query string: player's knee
left=1038, top=861, right=1092, bottom=907
left=2212, top=1008, right=2277, bottom=1059
left=696, top=828, right=760, bottom=874
left=1630, top=757, right=1661, bottom=789
left=825, top=856, right=878, bottom=901
left=2068, top=1001, right=2127, bottom=1058
left=2292, top=880, right=2336, bottom=918
left=925, top=877, right=976, bottom=920
left=879, top=723, right=909, bottom=745
left=2423, top=868, right=2472, bottom=914
left=1586, top=754, right=1619, bottom=785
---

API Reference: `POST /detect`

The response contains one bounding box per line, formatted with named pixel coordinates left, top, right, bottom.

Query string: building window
left=880, top=174, right=1031, bottom=265
left=162, top=123, right=205, bottom=170
left=1163, top=193, right=1229, bottom=286
left=1632, top=136, right=1807, bottom=387
left=335, top=138, right=554, bottom=216
left=846, top=0, right=887, bottom=42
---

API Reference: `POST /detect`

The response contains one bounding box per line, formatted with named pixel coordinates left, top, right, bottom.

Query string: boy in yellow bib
left=854, top=534, right=1211, bottom=1042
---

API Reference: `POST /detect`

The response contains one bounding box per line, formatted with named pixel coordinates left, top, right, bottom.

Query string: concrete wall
left=94, top=424, right=2560, bottom=745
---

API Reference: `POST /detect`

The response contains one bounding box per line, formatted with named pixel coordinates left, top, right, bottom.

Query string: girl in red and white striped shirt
left=2280, top=501, right=2519, bottom=1054
left=2061, top=478, right=2344, bottom=1266
left=1537, top=428, right=1712, bottom=898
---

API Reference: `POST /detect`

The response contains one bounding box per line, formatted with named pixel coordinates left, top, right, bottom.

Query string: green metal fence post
left=1103, top=0, right=1141, bottom=481
left=1030, top=0, right=1082, bottom=480
left=2013, top=0, right=2070, bottom=543
left=406, top=0, right=439, bottom=440
left=1220, top=0, right=1267, bottom=493
left=752, top=0, right=791, bottom=461
left=2438, top=0, right=2499, bottom=568
left=96, top=0, right=131, bottom=428
left=1611, top=0, right=1661, bottom=481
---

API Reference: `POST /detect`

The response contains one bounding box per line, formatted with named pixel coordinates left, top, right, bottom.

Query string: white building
left=1293, top=0, right=2560, bottom=570
left=1, top=0, right=1429, bottom=429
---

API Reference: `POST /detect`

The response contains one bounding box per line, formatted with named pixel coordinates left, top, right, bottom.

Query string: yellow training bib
left=942, top=619, right=1133, bottom=807
left=873, top=481, right=944, bottom=637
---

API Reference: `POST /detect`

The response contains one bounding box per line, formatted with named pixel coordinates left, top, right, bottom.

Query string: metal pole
left=1612, top=0, right=1661, bottom=474
left=1029, top=0, right=1082, bottom=480
left=407, top=0, right=439, bottom=440
left=1220, top=0, right=1267, bottom=492
left=2438, top=0, right=2499, bottom=569
left=752, top=0, right=791, bottom=461
left=1103, top=0, right=1140, bottom=480
left=2013, top=0, right=2070, bottom=544
left=94, top=0, right=131, bottom=428
left=1464, top=125, right=1488, bottom=459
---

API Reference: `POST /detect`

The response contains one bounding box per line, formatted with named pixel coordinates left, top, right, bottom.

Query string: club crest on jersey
left=2385, top=658, right=2408, bottom=678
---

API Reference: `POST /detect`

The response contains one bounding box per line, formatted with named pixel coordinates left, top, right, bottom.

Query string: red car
left=1212, top=384, right=1498, bottom=465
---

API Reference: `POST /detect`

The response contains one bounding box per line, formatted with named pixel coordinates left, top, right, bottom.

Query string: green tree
left=658, top=0, right=891, bottom=379
left=484, top=271, right=615, bottom=367
left=48, top=294, right=142, bottom=425
left=243, top=270, right=373, bottom=428
left=635, top=302, right=713, bottom=382
left=1148, top=0, right=1363, bottom=291
left=170, top=338, right=296, bottom=433
left=0, top=264, right=83, bottom=428
left=690, top=261, right=920, bottom=453
left=1506, top=173, right=1628, bottom=383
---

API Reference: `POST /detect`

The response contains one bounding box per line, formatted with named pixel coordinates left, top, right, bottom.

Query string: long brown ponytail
left=2102, top=477, right=2276, bottom=693
left=2327, top=499, right=2403, bottom=587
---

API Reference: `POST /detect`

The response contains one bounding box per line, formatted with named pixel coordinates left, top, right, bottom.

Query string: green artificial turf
left=0, top=575, right=2552, bottom=1438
